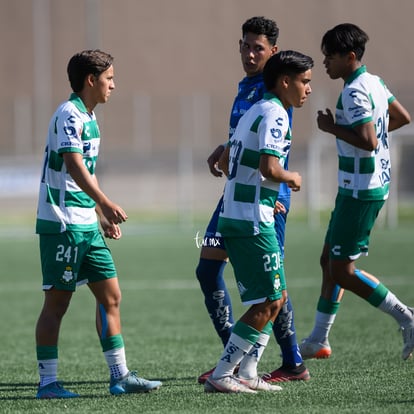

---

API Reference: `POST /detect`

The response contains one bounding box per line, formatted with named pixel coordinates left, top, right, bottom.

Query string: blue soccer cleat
left=109, top=371, right=162, bottom=395
left=36, top=381, right=79, bottom=399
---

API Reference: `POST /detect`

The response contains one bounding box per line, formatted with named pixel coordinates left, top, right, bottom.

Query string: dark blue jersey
left=228, top=73, right=292, bottom=199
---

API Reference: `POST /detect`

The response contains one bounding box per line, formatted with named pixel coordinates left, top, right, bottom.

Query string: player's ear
left=86, top=73, right=95, bottom=88
left=347, top=51, right=357, bottom=63
left=271, top=45, right=278, bottom=55
left=281, top=74, right=290, bottom=89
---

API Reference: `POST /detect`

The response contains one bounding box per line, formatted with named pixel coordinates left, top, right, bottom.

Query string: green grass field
left=0, top=211, right=413, bottom=413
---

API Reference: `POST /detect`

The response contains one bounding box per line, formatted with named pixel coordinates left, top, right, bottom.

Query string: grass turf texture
left=0, top=212, right=413, bottom=413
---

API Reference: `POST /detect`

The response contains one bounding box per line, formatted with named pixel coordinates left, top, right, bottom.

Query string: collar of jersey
left=344, top=65, right=367, bottom=85
left=263, top=92, right=283, bottom=107
left=69, top=93, right=89, bottom=113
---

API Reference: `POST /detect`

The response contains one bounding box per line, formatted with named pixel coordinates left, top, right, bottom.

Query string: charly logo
left=62, top=266, right=74, bottom=284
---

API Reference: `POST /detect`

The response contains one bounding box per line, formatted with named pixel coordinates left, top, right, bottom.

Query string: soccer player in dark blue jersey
left=196, top=16, right=309, bottom=384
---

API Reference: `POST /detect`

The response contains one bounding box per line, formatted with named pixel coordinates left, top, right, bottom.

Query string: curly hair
left=242, top=16, right=279, bottom=46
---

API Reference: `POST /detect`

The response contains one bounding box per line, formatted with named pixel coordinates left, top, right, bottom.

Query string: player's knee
left=267, top=298, right=284, bottom=320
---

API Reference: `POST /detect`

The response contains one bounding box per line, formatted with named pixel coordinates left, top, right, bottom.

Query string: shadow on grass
left=0, top=377, right=197, bottom=401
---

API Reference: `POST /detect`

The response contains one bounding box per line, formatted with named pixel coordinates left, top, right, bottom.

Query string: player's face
left=93, top=65, right=115, bottom=104
left=285, top=70, right=312, bottom=108
left=239, top=33, right=277, bottom=77
left=322, top=52, right=351, bottom=80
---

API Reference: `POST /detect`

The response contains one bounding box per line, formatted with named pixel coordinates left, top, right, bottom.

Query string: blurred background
left=1, top=0, right=414, bottom=228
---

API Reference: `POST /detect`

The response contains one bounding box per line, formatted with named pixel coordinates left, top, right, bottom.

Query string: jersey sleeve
left=340, top=86, right=373, bottom=128
left=56, top=103, right=84, bottom=155
left=258, top=108, right=290, bottom=163
left=380, top=78, right=396, bottom=104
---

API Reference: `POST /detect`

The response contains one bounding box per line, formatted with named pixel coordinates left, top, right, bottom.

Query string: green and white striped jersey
left=36, top=93, right=100, bottom=234
left=218, top=93, right=291, bottom=237
left=335, top=65, right=395, bottom=200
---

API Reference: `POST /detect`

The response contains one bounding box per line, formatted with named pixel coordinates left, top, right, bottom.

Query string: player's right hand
left=288, top=172, right=302, bottom=192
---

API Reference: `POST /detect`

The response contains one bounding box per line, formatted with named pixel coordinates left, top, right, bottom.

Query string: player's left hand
left=274, top=200, right=286, bottom=215
left=100, top=219, right=122, bottom=240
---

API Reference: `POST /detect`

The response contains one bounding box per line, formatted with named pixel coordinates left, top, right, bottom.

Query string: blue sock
left=196, top=258, right=234, bottom=346
left=273, top=296, right=303, bottom=367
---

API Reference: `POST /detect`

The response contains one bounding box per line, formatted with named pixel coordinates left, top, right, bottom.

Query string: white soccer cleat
left=204, top=375, right=257, bottom=394
left=238, top=376, right=283, bottom=392
left=299, top=337, right=332, bottom=360
left=401, top=308, right=414, bottom=360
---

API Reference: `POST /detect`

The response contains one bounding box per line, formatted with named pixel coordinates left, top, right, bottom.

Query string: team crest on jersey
left=247, top=88, right=257, bottom=101
left=61, top=266, right=74, bottom=284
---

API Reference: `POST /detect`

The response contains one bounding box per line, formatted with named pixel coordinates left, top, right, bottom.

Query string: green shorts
left=223, top=232, right=285, bottom=305
left=325, top=194, right=385, bottom=260
left=39, top=230, right=117, bottom=291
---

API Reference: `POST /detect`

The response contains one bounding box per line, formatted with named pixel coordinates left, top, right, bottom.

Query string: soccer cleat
left=299, top=338, right=332, bottom=359
left=238, top=376, right=283, bottom=392
left=36, top=381, right=79, bottom=399
left=198, top=365, right=239, bottom=384
left=401, top=308, right=414, bottom=360
left=109, top=371, right=162, bottom=395
left=198, top=367, right=215, bottom=384
left=204, top=375, right=257, bottom=393
left=262, top=365, right=311, bottom=382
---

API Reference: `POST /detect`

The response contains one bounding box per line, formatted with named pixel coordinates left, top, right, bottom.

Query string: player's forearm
left=330, top=124, right=377, bottom=151
left=63, top=154, right=108, bottom=206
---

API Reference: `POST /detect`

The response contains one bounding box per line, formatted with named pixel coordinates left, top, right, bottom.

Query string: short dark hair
left=67, top=49, right=114, bottom=93
left=321, top=23, right=369, bottom=60
left=263, top=50, right=314, bottom=91
left=242, top=16, right=279, bottom=46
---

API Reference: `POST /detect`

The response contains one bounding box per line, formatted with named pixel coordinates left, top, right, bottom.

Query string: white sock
left=238, top=332, right=270, bottom=379
left=212, top=333, right=254, bottom=379
left=103, top=347, right=129, bottom=379
left=38, top=358, right=58, bottom=387
left=309, top=311, right=336, bottom=343
left=378, top=291, right=413, bottom=326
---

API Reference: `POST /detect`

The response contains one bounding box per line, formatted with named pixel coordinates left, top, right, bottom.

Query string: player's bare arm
left=63, top=152, right=127, bottom=225
left=259, top=154, right=301, bottom=191
left=388, top=99, right=411, bottom=132
left=207, top=144, right=226, bottom=177
left=317, top=108, right=378, bottom=151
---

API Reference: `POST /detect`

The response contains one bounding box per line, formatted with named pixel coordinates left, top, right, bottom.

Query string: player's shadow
left=0, top=380, right=107, bottom=400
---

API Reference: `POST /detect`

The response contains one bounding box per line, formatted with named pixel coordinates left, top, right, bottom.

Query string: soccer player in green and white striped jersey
left=299, top=23, right=414, bottom=362
left=204, top=50, right=313, bottom=393
left=35, top=50, right=161, bottom=398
